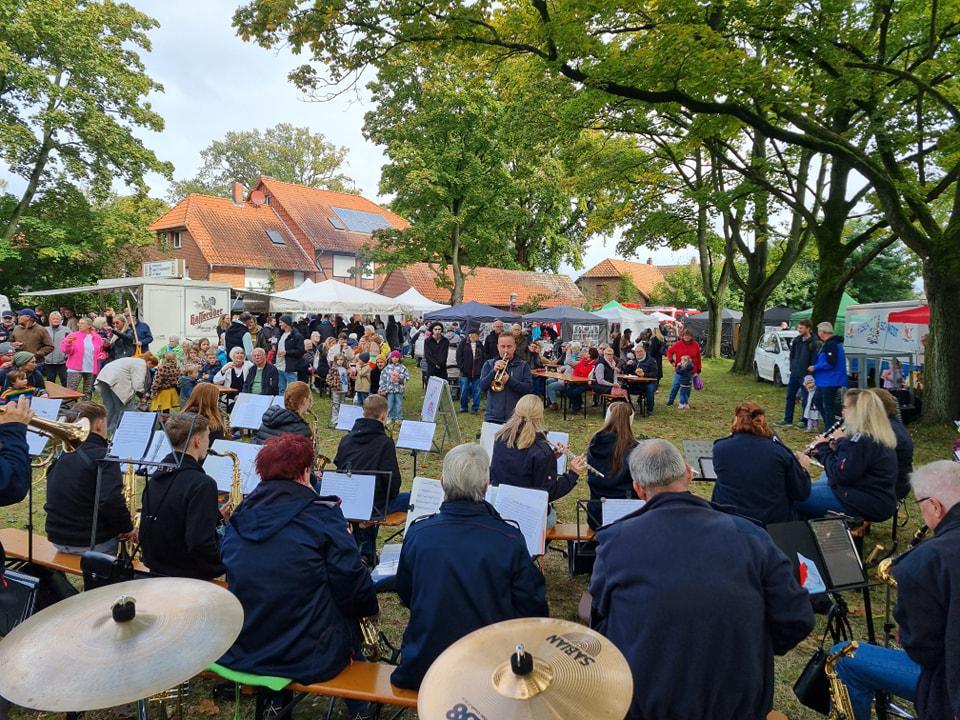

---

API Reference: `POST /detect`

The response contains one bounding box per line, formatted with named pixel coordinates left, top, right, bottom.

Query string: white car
left=754, top=330, right=798, bottom=385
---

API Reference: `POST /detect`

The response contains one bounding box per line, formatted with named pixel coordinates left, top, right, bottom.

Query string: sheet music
left=484, top=485, right=498, bottom=505
left=335, top=404, right=363, bottom=431
left=405, top=476, right=444, bottom=533
left=601, top=498, right=646, bottom=526
left=421, top=376, right=444, bottom=422
left=320, top=472, right=377, bottom=521
left=110, top=412, right=157, bottom=470
left=479, top=421, right=502, bottom=460
left=396, top=420, right=436, bottom=452
left=493, top=484, right=548, bottom=557
left=203, top=440, right=264, bottom=495
left=229, top=393, right=277, bottom=430
left=698, top=457, right=717, bottom=480
left=141, top=430, right=173, bottom=475
left=546, top=431, right=569, bottom=475
left=26, top=397, right=62, bottom=456
left=371, top=543, right=403, bottom=583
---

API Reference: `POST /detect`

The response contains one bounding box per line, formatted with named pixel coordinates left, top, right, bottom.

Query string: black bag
left=793, top=647, right=830, bottom=714
left=81, top=550, right=134, bottom=590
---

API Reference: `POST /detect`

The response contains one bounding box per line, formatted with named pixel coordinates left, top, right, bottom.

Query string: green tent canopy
left=790, top=292, right=858, bottom=336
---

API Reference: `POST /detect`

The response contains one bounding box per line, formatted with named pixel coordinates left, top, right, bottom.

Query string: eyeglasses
left=915, top=496, right=935, bottom=508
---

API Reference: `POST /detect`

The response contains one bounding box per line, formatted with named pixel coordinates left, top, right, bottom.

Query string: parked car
left=754, top=330, right=798, bottom=385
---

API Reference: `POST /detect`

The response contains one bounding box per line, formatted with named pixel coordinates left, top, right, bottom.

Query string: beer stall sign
left=186, top=288, right=228, bottom=336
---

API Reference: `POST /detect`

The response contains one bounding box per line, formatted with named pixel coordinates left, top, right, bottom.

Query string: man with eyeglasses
left=829, top=460, right=960, bottom=720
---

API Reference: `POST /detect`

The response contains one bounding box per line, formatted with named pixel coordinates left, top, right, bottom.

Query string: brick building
left=576, top=257, right=698, bottom=306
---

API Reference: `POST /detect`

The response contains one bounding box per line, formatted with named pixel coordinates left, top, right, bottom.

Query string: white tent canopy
left=271, top=279, right=404, bottom=315
left=593, top=304, right=663, bottom=336
left=391, top=287, right=449, bottom=314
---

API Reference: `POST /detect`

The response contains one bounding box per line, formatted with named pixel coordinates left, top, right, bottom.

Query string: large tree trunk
left=810, top=233, right=846, bottom=327
left=734, top=291, right=767, bottom=374
left=704, top=293, right=725, bottom=357
left=920, top=246, right=960, bottom=422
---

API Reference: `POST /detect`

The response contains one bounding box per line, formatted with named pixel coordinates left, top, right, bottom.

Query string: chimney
left=646, top=257, right=653, bottom=265
left=231, top=181, right=246, bottom=205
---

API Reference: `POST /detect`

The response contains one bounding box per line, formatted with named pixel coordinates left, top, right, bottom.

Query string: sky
left=2, top=0, right=694, bottom=280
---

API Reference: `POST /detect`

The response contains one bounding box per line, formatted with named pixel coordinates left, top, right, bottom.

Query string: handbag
left=793, top=647, right=830, bottom=714
left=693, top=375, right=704, bottom=391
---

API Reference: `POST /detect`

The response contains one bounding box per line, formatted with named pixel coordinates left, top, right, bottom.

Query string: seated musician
left=478, top=332, right=533, bottom=423
left=868, top=388, right=914, bottom=501
left=585, top=402, right=640, bottom=529
left=589, top=439, right=814, bottom=720
left=44, top=402, right=135, bottom=554
left=711, top=402, right=811, bottom=526
left=139, top=413, right=225, bottom=579
left=219, top=434, right=379, bottom=715
left=489, top=394, right=585, bottom=526
left=794, top=389, right=898, bottom=522
left=253, top=380, right=312, bottom=444
left=391, top=443, right=548, bottom=690
left=332, top=394, right=404, bottom=565
left=831, top=460, right=960, bottom=720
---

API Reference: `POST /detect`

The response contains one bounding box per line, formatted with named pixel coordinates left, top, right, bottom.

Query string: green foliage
left=518, top=293, right=552, bottom=314
left=649, top=265, right=740, bottom=311
left=167, top=123, right=355, bottom=202
left=616, top=273, right=640, bottom=303
left=847, top=242, right=922, bottom=304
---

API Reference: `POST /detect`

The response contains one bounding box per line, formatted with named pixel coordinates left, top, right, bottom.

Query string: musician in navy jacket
left=391, top=443, right=548, bottom=690
left=870, top=388, right=914, bottom=500
left=833, top=460, right=960, bottom=720
left=589, top=439, right=813, bottom=720
left=478, top=332, right=532, bottom=423
left=711, top=402, right=811, bottom=525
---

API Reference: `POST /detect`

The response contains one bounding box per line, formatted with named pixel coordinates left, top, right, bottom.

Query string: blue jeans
left=678, top=383, right=691, bottom=405
left=567, top=384, right=588, bottom=411
left=546, top=380, right=565, bottom=405
left=459, top=376, right=481, bottom=411
left=667, top=373, right=683, bottom=404
left=783, top=373, right=808, bottom=423
left=278, top=370, right=297, bottom=394
left=354, top=391, right=369, bottom=405
left=354, top=492, right=411, bottom=566
left=386, top=392, right=404, bottom=421
left=816, top=385, right=841, bottom=429
left=794, top=479, right=844, bottom=518
left=833, top=641, right=919, bottom=720
left=637, top=381, right=657, bottom=415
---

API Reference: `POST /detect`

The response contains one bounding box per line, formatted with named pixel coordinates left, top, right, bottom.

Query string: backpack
left=325, top=366, right=341, bottom=390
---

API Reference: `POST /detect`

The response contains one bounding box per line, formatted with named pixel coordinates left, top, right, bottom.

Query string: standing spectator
left=379, top=351, right=409, bottom=424
left=619, top=328, right=633, bottom=358
left=245, top=314, right=270, bottom=352
left=327, top=333, right=354, bottom=365
left=314, top=338, right=333, bottom=393
left=43, top=311, right=70, bottom=385
left=423, top=322, right=449, bottom=380
left=327, top=354, right=350, bottom=425
left=665, top=328, right=702, bottom=406
left=61, top=317, right=108, bottom=401
left=224, top=312, right=254, bottom=358
left=12, top=309, right=53, bottom=360
left=0, top=310, right=16, bottom=344
left=274, top=315, right=304, bottom=394
left=674, top=356, right=695, bottom=409
left=150, top=354, right=181, bottom=412
left=354, top=352, right=372, bottom=405
left=108, top=316, right=136, bottom=360
left=482, top=320, right=504, bottom=359
left=129, top=310, right=153, bottom=352
left=62, top=308, right=79, bottom=332
left=775, top=319, right=819, bottom=428
left=386, top=315, right=400, bottom=350
left=510, top=323, right=529, bottom=362
left=633, top=344, right=659, bottom=417
left=809, top=321, right=847, bottom=429
left=646, top=328, right=666, bottom=381
left=95, top=354, right=159, bottom=433
left=216, top=315, right=230, bottom=343
left=456, top=326, right=484, bottom=413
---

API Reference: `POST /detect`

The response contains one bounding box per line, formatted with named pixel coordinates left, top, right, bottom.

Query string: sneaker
left=795, top=421, right=807, bottom=429
left=773, top=420, right=792, bottom=428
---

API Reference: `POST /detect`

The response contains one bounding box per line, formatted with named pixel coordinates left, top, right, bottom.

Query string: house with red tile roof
left=576, top=257, right=697, bottom=306
left=379, top=263, right=584, bottom=309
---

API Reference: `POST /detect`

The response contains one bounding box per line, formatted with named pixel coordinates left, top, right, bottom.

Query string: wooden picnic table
left=532, top=369, right=590, bottom=420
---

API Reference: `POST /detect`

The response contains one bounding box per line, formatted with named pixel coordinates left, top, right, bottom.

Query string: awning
left=887, top=306, right=929, bottom=324
left=270, top=279, right=403, bottom=315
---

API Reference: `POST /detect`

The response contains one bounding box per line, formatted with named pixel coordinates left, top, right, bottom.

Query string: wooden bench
left=289, top=661, right=417, bottom=709
left=545, top=523, right=595, bottom=543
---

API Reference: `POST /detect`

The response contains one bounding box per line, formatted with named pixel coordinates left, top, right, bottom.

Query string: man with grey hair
left=391, top=442, right=548, bottom=690
left=832, top=460, right=960, bottom=720
left=808, top=320, right=847, bottom=428
left=43, top=311, right=70, bottom=385
left=589, top=439, right=813, bottom=720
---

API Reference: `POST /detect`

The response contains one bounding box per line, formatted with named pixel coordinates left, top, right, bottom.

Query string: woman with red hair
left=711, top=402, right=812, bottom=525
left=219, top=433, right=379, bottom=715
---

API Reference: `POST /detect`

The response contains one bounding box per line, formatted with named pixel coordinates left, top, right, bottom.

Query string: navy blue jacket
left=391, top=500, right=548, bottom=689
left=586, top=431, right=638, bottom=501
left=788, top=334, right=819, bottom=377
left=711, top=433, right=811, bottom=526
left=811, top=335, right=847, bottom=388
left=589, top=492, right=814, bottom=720
left=333, top=417, right=402, bottom=514
left=455, top=339, right=485, bottom=378
left=0, top=422, right=30, bottom=506
left=478, top=357, right=533, bottom=423
left=816, top=434, right=898, bottom=521
left=892, top=504, right=960, bottom=720
left=219, top=480, right=378, bottom=682
left=634, top=353, right=658, bottom=379
left=489, top=433, right=578, bottom=502
left=241, top=362, right=279, bottom=396
left=134, top=321, right=153, bottom=352
left=890, top=416, right=914, bottom=500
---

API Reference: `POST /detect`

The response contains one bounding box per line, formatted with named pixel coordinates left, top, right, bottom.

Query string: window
left=780, top=337, right=793, bottom=352
left=266, top=229, right=285, bottom=245
left=332, top=255, right=355, bottom=278
left=171, top=231, right=181, bottom=249
left=762, top=334, right=778, bottom=353
left=328, top=215, right=347, bottom=230
left=293, top=271, right=305, bottom=286
left=244, top=268, right=270, bottom=291
left=331, top=206, right=392, bottom=233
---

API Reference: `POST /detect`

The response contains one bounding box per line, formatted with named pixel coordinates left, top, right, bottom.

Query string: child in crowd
left=802, top=374, right=820, bottom=432
left=327, top=354, right=350, bottom=425
left=675, top=355, right=694, bottom=410
left=0, top=370, right=44, bottom=404
left=179, top=364, right=200, bottom=406
left=354, top=352, right=372, bottom=405
left=201, top=350, right=222, bottom=383
left=150, top=353, right=181, bottom=411
left=379, top=351, right=409, bottom=423
left=371, top=355, right=386, bottom=393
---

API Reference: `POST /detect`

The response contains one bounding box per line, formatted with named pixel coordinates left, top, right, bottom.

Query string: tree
left=616, top=273, right=640, bottom=303
left=649, top=267, right=711, bottom=309
left=167, top=123, right=355, bottom=201
left=0, top=0, right=171, bottom=247
left=847, top=242, right=922, bottom=304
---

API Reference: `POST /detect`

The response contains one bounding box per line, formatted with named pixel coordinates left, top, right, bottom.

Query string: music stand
left=681, top=440, right=714, bottom=478
left=320, top=467, right=394, bottom=523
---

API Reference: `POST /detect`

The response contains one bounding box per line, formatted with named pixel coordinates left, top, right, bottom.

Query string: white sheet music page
left=371, top=543, right=403, bottom=582
left=26, top=397, right=62, bottom=456
left=406, top=476, right=444, bottom=533
left=110, top=411, right=157, bottom=470
left=493, top=484, right=548, bottom=557
left=546, top=431, right=569, bottom=475
left=484, top=485, right=498, bottom=505
left=142, top=430, right=173, bottom=474
left=229, top=393, right=275, bottom=430
left=479, top=422, right=502, bottom=460
left=396, top=420, right=436, bottom=452
left=335, top=404, right=363, bottom=431
left=602, top=499, right=646, bottom=526
left=320, top=472, right=377, bottom=521
left=203, top=440, right=264, bottom=495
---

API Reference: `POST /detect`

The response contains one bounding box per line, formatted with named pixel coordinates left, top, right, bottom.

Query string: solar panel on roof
left=266, top=229, right=286, bottom=245
left=328, top=215, right=347, bottom=230
left=331, top=206, right=392, bottom=234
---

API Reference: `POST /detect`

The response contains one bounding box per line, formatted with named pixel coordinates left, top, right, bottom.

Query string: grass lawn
left=1, top=357, right=953, bottom=719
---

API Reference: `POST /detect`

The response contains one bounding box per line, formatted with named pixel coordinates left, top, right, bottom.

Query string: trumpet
left=359, top=616, right=392, bottom=663
left=547, top=439, right=605, bottom=478
left=490, top=353, right=509, bottom=392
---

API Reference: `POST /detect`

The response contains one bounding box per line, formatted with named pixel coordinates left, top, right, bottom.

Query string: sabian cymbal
left=418, top=617, right=632, bottom=720
left=0, top=577, right=243, bottom=711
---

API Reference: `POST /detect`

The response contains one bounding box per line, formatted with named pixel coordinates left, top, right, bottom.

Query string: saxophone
left=359, top=617, right=388, bottom=662
left=208, top=449, right=242, bottom=515
left=825, top=641, right=858, bottom=720
left=876, top=524, right=930, bottom=587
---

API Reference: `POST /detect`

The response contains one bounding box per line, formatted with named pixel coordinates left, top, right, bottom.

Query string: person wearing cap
left=0, top=352, right=48, bottom=395
left=808, top=321, right=847, bottom=429
left=275, top=314, right=304, bottom=394
left=12, top=309, right=53, bottom=360
left=456, top=326, right=485, bottom=413
left=0, top=310, right=16, bottom=344
left=424, top=322, right=450, bottom=381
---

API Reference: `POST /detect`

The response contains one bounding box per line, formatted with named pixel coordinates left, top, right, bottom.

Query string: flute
left=548, top=440, right=605, bottom=478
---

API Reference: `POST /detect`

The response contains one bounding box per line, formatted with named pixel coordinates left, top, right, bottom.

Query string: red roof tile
left=577, top=258, right=666, bottom=296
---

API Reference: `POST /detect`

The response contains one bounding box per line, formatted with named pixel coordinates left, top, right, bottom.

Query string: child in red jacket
left=666, top=329, right=702, bottom=406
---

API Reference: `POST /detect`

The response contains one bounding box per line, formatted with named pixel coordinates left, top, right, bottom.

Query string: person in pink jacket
left=61, top=317, right=108, bottom=401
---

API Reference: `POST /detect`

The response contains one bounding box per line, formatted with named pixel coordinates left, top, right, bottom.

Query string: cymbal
left=418, top=617, right=632, bottom=720
left=0, top=577, right=243, bottom=711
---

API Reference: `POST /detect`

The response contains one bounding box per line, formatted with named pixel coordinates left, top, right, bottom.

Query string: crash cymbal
left=0, top=577, right=243, bottom=711
left=418, top=617, right=632, bottom=720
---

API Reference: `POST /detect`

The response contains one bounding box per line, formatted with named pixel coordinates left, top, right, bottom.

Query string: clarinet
left=804, top=419, right=844, bottom=459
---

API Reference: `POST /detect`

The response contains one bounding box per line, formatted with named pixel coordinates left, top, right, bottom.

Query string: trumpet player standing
left=478, top=332, right=532, bottom=423
left=830, top=460, right=960, bottom=720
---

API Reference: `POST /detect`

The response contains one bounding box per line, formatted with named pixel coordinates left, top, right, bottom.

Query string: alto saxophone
left=208, top=449, right=242, bottom=514
left=359, top=616, right=388, bottom=662
left=876, top=524, right=930, bottom=587
left=825, top=641, right=858, bottom=720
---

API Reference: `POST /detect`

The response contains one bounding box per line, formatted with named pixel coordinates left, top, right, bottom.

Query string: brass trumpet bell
left=27, top=416, right=90, bottom=452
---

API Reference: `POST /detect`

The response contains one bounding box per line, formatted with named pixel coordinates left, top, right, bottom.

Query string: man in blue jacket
left=391, top=442, right=548, bottom=690
left=478, top=333, right=533, bottom=423
left=809, top=321, right=847, bottom=428
left=590, top=439, right=814, bottom=720
left=776, top=319, right=819, bottom=428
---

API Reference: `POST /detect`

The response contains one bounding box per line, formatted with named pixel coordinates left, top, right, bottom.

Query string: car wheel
left=773, top=366, right=782, bottom=386
left=754, top=362, right=761, bottom=382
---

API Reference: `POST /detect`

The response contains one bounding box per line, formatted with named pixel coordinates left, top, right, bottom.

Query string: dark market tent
left=684, top=309, right=743, bottom=356
left=763, top=305, right=795, bottom=327
left=522, top=305, right=608, bottom=345
left=423, top=301, right=520, bottom=325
